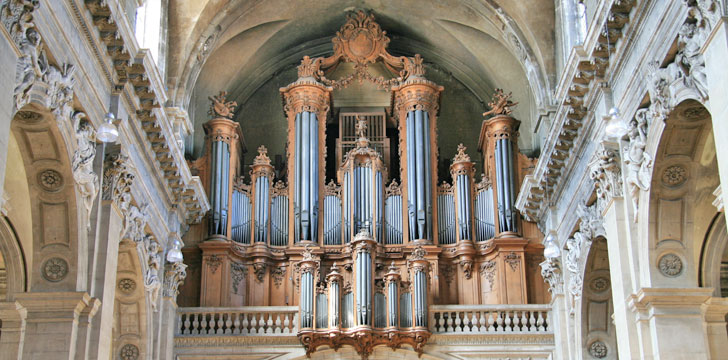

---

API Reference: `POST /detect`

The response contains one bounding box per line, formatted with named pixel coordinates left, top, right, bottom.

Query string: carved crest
left=253, top=145, right=271, bottom=166
left=208, top=91, right=237, bottom=119
left=452, top=143, right=471, bottom=163
left=332, top=10, right=390, bottom=66
left=483, top=88, right=518, bottom=117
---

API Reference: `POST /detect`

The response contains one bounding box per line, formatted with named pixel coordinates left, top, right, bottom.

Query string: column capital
left=279, top=80, right=332, bottom=120
left=392, top=79, right=443, bottom=117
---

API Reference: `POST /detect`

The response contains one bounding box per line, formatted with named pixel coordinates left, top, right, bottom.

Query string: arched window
left=135, top=0, right=165, bottom=73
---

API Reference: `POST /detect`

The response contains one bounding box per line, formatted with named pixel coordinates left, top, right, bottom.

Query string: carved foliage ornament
left=42, top=257, right=68, bottom=282
left=207, top=255, right=222, bottom=274
left=539, top=258, right=562, bottom=294
left=231, top=263, right=247, bottom=293
left=480, top=260, right=496, bottom=289
left=163, top=262, right=187, bottom=298
left=505, top=252, right=520, bottom=272
left=103, top=154, right=135, bottom=211
left=589, top=143, right=623, bottom=212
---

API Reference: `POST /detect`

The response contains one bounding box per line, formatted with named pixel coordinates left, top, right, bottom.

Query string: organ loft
left=181, top=12, right=547, bottom=357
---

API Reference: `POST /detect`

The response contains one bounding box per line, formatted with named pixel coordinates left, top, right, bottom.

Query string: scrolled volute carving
left=539, top=258, right=562, bottom=294
left=589, top=143, right=623, bottom=212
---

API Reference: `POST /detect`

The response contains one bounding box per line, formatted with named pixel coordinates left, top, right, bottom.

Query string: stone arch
left=580, top=236, right=617, bottom=360
left=699, top=213, right=727, bottom=297
left=9, top=104, right=83, bottom=291
left=640, top=99, right=718, bottom=285
left=0, top=216, right=27, bottom=300
left=112, top=240, right=151, bottom=360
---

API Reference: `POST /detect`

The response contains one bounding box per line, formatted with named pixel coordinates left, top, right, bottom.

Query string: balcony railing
left=176, top=307, right=299, bottom=336
left=429, top=304, right=551, bottom=334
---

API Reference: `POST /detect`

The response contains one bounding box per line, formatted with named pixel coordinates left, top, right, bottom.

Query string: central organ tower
left=186, top=11, right=546, bottom=358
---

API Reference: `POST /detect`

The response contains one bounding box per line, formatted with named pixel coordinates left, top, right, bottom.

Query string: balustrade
left=176, top=307, right=299, bottom=336
left=429, top=305, right=551, bottom=334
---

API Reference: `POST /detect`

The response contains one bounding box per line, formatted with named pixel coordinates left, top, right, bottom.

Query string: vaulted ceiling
left=166, top=0, right=556, bottom=155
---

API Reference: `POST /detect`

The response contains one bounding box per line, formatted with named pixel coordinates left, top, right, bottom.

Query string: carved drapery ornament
left=71, top=112, right=98, bottom=229
left=163, top=262, right=187, bottom=298
left=589, top=143, right=623, bottom=213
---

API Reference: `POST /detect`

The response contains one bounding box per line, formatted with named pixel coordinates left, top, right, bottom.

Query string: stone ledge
left=175, top=335, right=301, bottom=347
left=428, top=333, right=555, bottom=345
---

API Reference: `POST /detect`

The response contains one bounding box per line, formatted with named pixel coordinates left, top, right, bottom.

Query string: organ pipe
left=203, top=92, right=244, bottom=240
left=479, top=98, right=522, bottom=236
left=281, top=76, right=331, bottom=244
left=250, top=146, right=274, bottom=243
left=450, top=144, right=475, bottom=242
left=393, top=78, right=442, bottom=243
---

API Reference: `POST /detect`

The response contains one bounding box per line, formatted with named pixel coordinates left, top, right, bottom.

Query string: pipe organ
left=190, top=11, right=546, bottom=358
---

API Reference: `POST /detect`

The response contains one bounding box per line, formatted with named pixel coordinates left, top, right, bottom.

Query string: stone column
left=590, top=142, right=643, bottom=359
left=628, top=288, right=712, bottom=359
left=158, top=261, right=186, bottom=360
left=702, top=297, right=728, bottom=359
left=84, top=152, right=131, bottom=360
left=0, top=301, right=27, bottom=360
left=16, top=292, right=96, bottom=360
left=703, top=16, right=728, bottom=218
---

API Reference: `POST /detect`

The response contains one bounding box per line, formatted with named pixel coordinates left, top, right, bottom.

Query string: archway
left=580, top=237, right=617, bottom=359
left=112, top=240, right=151, bottom=360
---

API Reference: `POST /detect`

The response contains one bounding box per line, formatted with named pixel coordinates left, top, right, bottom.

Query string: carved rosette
left=163, top=262, right=188, bottom=298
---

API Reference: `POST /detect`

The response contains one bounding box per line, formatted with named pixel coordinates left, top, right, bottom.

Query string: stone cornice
left=174, top=335, right=301, bottom=347
left=80, top=0, right=209, bottom=224
left=428, top=333, right=554, bottom=345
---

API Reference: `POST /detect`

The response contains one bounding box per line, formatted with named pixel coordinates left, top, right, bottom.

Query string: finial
left=355, top=115, right=370, bottom=148
left=452, top=143, right=471, bottom=163
left=252, top=145, right=272, bottom=166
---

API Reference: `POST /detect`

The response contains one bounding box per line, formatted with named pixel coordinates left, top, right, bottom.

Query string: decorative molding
left=119, top=343, right=140, bottom=360
left=539, top=258, right=562, bottom=294
left=459, top=259, right=473, bottom=280
left=505, top=252, right=520, bottom=272
left=103, top=154, right=135, bottom=213
left=588, top=340, right=608, bottom=358
left=230, top=263, right=247, bottom=294
left=38, top=169, right=63, bottom=192
left=623, top=109, right=653, bottom=222
left=42, top=257, right=69, bottom=282
left=144, top=238, right=162, bottom=310
left=480, top=260, right=497, bottom=289
left=71, top=113, right=98, bottom=229
left=661, top=165, right=687, bottom=187
left=253, top=262, right=267, bottom=283
left=163, top=262, right=187, bottom=298
left=658, top=253, right=683, bottom=277
left=589, top=143, right=623, bottom=212
left=483, top=89, right=518, bottom=118
left=271, top=266, right=285, bottom=288
left=207, top=255, right=222, bottom=274
left=118, top=278, right=136, bottom=294
left=427, top=333, right=555, bottom=345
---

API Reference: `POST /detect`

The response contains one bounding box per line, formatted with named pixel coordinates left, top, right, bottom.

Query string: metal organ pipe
left=406, top=112, right=416, bottom=240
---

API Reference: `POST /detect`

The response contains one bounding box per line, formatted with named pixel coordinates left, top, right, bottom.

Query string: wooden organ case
left=185, top=11, right=547, bottom=358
